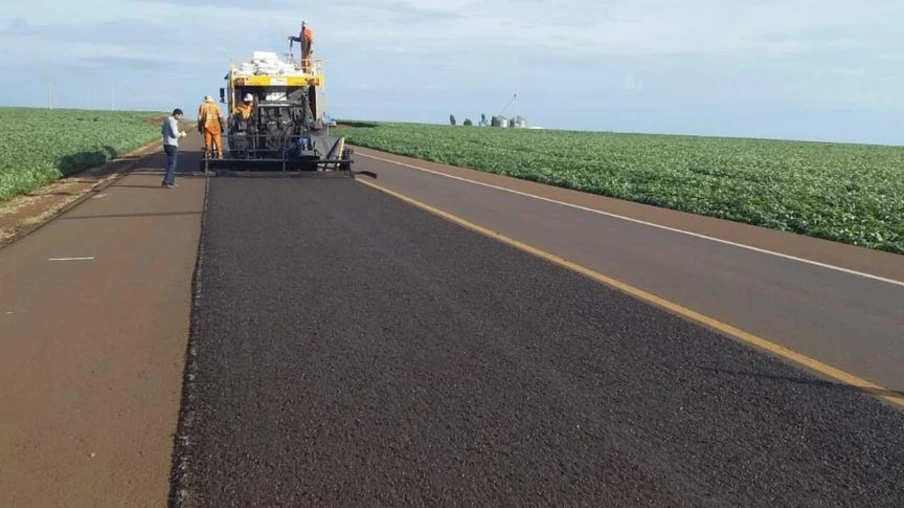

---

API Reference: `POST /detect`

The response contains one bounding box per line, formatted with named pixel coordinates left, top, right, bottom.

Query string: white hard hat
left=204, top=95, right=214, bottom=103
left=243, top=93, right=253, bottom=102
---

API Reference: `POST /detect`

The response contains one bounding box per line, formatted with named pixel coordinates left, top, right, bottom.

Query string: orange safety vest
left=301, top=26, right=314, bottom=46
left=234, top=103, right=253, bottom=120
left=198, top=103, right=223, bottom=131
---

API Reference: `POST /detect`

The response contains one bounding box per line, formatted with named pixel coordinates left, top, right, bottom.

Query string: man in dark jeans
left=161, top=108, right=187, bottom=188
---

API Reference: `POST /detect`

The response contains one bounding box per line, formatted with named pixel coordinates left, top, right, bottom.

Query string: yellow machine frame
left=220, top=58, right=328, bottom=125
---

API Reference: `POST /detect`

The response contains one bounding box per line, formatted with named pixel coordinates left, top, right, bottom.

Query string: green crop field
left=0, top=107, right=166, bottom=202
left=338, top=122, right=904, bottom=255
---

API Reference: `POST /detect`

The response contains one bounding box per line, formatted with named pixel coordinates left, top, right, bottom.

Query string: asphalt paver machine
left=202, top=50, right=370, bottom=178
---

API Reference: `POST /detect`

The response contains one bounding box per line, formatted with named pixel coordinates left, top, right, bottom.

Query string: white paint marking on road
left=358, top=152, right=904, bottom=288
left=48, top=257, right=95, bottom=262
left=92, top=193, right=109, bottom=199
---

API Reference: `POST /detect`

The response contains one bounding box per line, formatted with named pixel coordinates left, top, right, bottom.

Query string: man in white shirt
left=161, top=108, right=187, bottom=188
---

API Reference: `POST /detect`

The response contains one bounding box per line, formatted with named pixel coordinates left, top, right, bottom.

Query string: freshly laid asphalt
left=173, top=177, right=904, bottom=507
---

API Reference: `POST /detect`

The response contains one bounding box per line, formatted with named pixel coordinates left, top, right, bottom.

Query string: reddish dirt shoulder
left=0, top=140, right=163, bottom=248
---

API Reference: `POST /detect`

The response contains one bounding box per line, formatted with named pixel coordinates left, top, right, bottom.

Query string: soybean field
left=338, top=122, right=904, bottom=254
left=0, top=108, right=165, bottom=202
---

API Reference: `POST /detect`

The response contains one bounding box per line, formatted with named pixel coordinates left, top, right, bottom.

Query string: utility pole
left=111, top=86, right=115, bottom=111
left=50, top=80, right=54, bottom=109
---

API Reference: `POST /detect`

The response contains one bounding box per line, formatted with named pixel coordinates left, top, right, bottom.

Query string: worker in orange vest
left=289, top=21, right=315, bottom=72
left=233, top=93, right=254, bottom=121
left=197, top=95, right=225, bottom=159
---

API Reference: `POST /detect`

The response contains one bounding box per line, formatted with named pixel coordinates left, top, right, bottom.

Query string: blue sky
left=1, top=0, right=902, bottom=144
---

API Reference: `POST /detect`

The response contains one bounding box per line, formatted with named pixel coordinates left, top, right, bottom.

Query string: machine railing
left=301, top=58, right=324, bottom=75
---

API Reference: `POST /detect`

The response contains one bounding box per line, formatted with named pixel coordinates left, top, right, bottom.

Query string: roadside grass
left=0, top=108, right=169, bottom=202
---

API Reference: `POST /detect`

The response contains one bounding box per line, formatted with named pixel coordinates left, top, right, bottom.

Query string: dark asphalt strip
left=169, top=175, right=211, bottom=508
left=171, top=177, right=904, bottom=508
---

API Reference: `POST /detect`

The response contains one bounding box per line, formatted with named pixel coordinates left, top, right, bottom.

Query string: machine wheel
left=340, top=148, right=353, bottom=171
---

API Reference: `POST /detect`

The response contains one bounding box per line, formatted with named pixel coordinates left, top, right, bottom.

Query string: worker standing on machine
left=198, top=95, right=225, bottom=159
left=288, top=21, right=314, bottom=72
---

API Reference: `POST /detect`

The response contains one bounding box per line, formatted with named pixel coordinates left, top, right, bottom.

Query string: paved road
left=0, top=145, right=205, bottom=508
left=5, top=138, right=903, bottom=507
left=351, top=148, right=904, bottom=396
left=173, top=177, right=904, bottom=507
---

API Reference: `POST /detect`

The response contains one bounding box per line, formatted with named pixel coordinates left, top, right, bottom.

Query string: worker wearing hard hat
left=288, top=21, right=314, bottom=72
left=197, top=95, right=225, bottom=159
left=234, top=93, right=254, bottom=121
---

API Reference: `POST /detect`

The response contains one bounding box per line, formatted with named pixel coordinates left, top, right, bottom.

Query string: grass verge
left=0, top=107, right=171, bottom=202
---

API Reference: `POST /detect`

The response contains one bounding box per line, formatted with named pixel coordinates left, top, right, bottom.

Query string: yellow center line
left=356, top=178, right=904, bottom=410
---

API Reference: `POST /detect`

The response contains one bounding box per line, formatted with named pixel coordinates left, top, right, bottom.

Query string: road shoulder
left=0, top=142, right=205, bottom=508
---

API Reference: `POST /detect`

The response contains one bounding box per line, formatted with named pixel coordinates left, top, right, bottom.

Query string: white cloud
left=623, top=74, right=645, bottom=92
left=3, top=0, right=904, bottom=130
left=315, top=0, right=904, bottom=59
left=3, top=0, right=902, bottom=61
left=0, top=0, right=303, bottom=65
left=0, top=35, right=206, bottom=67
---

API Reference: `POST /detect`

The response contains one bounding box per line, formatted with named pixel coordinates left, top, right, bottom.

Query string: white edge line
left=357, top=152, right=904, bottom=289
left=48, top=257, right=95, bottom=261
